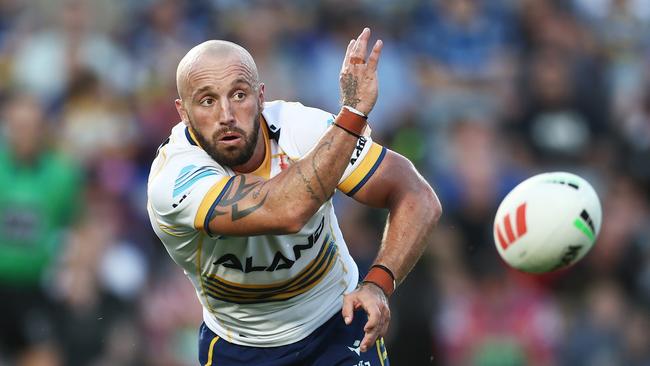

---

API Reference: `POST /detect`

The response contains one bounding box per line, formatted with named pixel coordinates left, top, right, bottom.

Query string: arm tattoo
left=209, top=134, right=335, bottom=222
left=310, top=136, right=333, bottom=199
left=340, top=73, right=361, bottom=108
left=296, top=165, right=322, bottom=203
left=211, top=175, right=269, bottom=221
left=252, top=180, right=266, bottom=199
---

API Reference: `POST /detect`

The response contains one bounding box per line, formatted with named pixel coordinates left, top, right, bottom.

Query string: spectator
left=0, top=92, right=83, bottom=366
left=11, top=0, right=133, bottom=104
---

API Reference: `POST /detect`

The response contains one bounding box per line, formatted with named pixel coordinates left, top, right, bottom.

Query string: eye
left=200, top=97, right=215, bottom=107
left=233, top=91, right=246, bottom=101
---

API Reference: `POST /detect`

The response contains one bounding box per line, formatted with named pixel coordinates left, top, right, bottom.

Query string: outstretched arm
left=207, top=28, right=384, bottom=236
left=341, top=149, right=442, bottom=352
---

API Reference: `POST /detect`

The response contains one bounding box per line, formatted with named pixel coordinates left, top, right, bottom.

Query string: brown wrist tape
left=335, top=107, right=367, bottom=137
left=363, top=265, right=396, bottom=297
left=334, top=123, right=361, bottom=138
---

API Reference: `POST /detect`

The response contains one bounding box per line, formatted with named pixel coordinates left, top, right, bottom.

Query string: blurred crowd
left=0, top=0, right=648, bottom=365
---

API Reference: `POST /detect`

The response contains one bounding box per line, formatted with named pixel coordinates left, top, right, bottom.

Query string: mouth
left=218, top=132, right=243, bottom=144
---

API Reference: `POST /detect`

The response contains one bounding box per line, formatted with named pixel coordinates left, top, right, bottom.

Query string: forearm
left=268, top=123, right=358, bottom=223
left=208, top=121, right=360, bottom=235
left=374, top=183, right=441, bottom=285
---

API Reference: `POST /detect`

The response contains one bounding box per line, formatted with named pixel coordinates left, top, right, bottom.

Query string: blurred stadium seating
left=0, top=0, right=648, bottom=365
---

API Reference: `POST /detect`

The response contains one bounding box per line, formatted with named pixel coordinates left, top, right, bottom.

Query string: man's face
left=177, top=53, right=264, bottom=167
left=4, top=96, right=44, bottom=161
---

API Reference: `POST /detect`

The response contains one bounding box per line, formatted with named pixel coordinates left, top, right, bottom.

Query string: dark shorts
left=0, top=285, right=57, bottom=355
left=198, top=310, right=389, bottom=366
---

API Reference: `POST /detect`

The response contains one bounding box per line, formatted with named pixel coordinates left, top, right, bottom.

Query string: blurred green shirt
left=0, top=142, right=82, bottom=287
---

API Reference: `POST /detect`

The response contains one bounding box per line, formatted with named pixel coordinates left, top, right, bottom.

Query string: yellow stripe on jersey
left=250, top=122, right=271, bottom=179
left=205, top=336, right=219, bottom=366
left=148, top=201, right=193, bottom=237
left=194, top=176, right=233, bottom=232
left=202, top=238, right=337, bottom=302
left=376, top=337, right=388, bottom=366
left=186, top=126, right=204, bottom=148
left=207, top=234, right=333, bottom=292
left=202, top=236, right=338, bottom=304
left=338, top=143, right=386, bottom=196
left=196, top=233, right=218, bottom=316
left=158, top=223, right=190, bottom=237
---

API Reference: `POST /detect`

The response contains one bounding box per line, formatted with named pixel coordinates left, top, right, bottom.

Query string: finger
left=359, top=304, right=381, bottom=352
left=354, top=27, right=371, bottom=61
left=342, top=40, right=356, bottom=72
left=379, top=307, right=391, bottom=336
left=341, top=294, right=355, bottom=325
left=380, top=320, right=390, bottom=339
left=366, top=39, right=383, bottom=70
left=363, top=303, right=381, bottom=333
left=344, top=39, right=355, bottom=64
left=353, top=28, right=366, bottom=48
left=360, top=326, right=379, bottom=353
left=349, top=28, right=369, bottom=61
left=349, top=29, right=368, bottom=65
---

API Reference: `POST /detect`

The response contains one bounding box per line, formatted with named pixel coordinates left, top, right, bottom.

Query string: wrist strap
left=343, top=105, right=367, bottom=118
left=363, top=264, right=396, bottom=297
left=334, top=106, right=367, bottom=137
left=334, top=123, right=361, bottom=138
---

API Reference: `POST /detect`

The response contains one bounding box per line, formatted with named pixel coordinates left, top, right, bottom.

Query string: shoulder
left=263, top=100, right=336, bottom=156
left=148, top=125, right=229, bottom=216
left=263, top=100, right=334, bottom=127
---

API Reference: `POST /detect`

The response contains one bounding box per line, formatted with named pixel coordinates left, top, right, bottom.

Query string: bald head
left=176, top=40, right=260, bottom=100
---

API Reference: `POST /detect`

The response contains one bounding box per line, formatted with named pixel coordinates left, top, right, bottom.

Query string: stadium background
left=0, top=0, right=649, bottom=365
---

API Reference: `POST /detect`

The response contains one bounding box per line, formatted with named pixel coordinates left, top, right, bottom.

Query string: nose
left=218, top=99, right=235, bottom=126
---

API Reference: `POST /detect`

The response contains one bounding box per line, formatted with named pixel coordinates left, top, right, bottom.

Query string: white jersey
left=147, top=100, right=386, bottom=347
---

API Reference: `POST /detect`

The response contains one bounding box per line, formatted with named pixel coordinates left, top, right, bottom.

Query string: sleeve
left=190, top=174, right=234, bottom=233
left=279, top=102, right=336, bottom=156
left=336, top=136, right=387, bottom=196
left=277, top=101, right=387, bottom=196
left=149, top=159, right=233, bottom=236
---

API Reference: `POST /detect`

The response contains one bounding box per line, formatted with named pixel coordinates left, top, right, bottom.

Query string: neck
left=232, top=116, right=266, bottom=174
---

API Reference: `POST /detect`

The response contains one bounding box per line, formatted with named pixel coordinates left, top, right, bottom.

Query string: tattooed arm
left=208, top=132, right=348, bottom=236
left=207, top=28, right=384, bottom=236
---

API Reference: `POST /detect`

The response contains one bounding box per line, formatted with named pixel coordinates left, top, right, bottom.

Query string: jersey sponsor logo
left=173, top=165, right=219, bottom=197
left=350, top=137, right=367, bottom=165
left=267, top=123, right=281, bottom=142
left=348, top=340, right=362, bottom=356
left=201, top=216, right=338, bottom=304
left=213, top=216, right=325, bottom=273
left=172, top=193, right=188, bottom=208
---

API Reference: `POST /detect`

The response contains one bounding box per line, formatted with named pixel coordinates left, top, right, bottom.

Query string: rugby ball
left=493, top=172, right=602, bottom=273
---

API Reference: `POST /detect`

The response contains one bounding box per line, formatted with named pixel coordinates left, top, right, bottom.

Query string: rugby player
left=147, top=27, right=441, bottom=365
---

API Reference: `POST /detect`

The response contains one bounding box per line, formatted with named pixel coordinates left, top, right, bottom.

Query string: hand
left=341, top=281, right=391, bottom=353
left=339, top=27, right=383, bottom=115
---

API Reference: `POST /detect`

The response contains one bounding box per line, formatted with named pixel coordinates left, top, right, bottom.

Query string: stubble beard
left=189, top=114, right=260, bottom=168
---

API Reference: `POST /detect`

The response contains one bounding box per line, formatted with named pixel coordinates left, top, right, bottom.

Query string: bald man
left=147, top=28, right=441, bottom=365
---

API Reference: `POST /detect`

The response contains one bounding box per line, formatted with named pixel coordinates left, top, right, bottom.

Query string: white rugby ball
left=493, top=172, right=602, bottom=273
